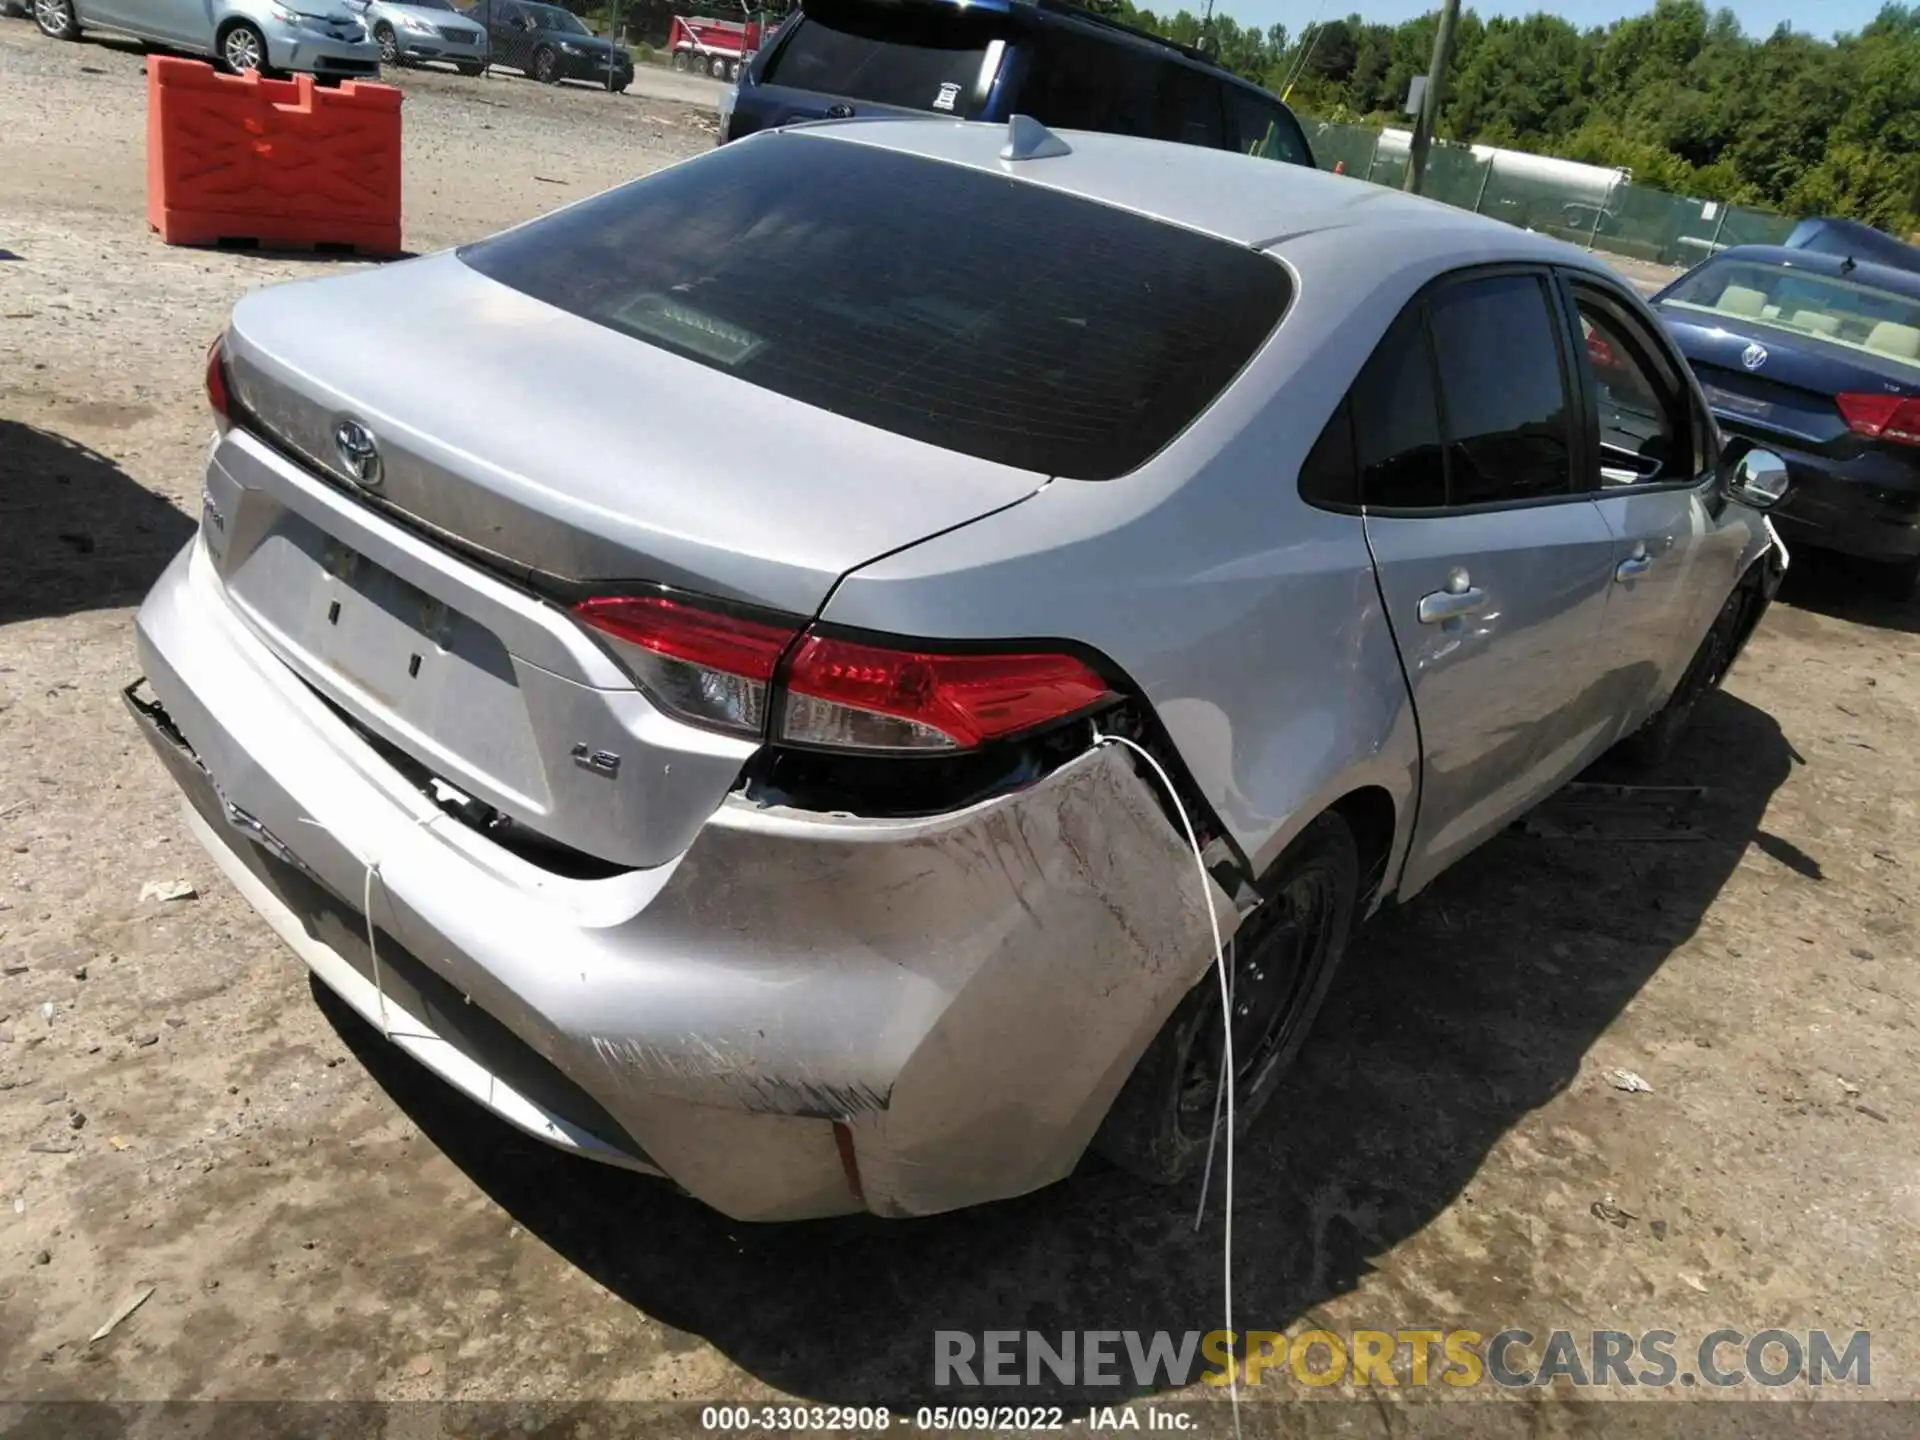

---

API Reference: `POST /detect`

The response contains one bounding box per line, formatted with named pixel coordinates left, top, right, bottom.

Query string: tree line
left=1092, top=0, right=1920, bottom=236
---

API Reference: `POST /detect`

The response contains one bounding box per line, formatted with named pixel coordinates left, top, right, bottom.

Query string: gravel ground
left=3, top=16, right=1920, bottom=1430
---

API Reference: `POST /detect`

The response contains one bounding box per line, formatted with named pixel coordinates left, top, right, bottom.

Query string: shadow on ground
left=0, top=421, right=194, bottom=625
left=1774, top=545, right=1920, bottom=635
left=323, top=689, right=1795, bottom=1409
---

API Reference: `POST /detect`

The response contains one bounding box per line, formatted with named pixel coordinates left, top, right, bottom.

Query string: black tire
left=530, top=45, right=557, bottom=82
left=708, top=54, right=727, bottom=78
left=1613, top=574, right=1754, bottom=769
left=218, top=19, right=269, bottom=74
left=670, top=48, right=689, bottom=71
left=374, top=22, right=399, bottom=65
left=32, top=0, right=81, bottom=41
left=455, top=60, right=486, bottom=76
left=1094, top=811, right=1359, bottom=1185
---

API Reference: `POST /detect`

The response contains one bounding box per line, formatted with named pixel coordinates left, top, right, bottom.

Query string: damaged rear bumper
left=129, top=538, right=1232, bottom=1220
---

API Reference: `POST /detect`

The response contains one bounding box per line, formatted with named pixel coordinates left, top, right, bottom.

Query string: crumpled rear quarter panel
left=594, top=748, right=1237, bottom=1219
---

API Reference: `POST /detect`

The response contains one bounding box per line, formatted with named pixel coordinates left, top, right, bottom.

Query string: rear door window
left=1353, top=310, right=1447, bottom=509
left=458, top=134, right=1292, bottom=480
left=761, top=0, right=1002, bottom=114
left=1426, top=274, right=1576, bottom=505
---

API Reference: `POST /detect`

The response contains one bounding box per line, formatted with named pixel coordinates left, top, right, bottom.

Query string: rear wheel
left=530, top=44, right=557, bottom=82
left=708, top=54, right=726, bottom=77
left=1094, top=812, right=1359, bottom=1185
left=219, top=20, right=268, bottom=74
left=32, top=0, right=81, bottom=41
left=670, top=48, right=689, bottom=70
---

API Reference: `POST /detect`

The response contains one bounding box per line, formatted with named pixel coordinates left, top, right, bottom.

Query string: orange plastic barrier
left=147, top=57, right=403, bottom=256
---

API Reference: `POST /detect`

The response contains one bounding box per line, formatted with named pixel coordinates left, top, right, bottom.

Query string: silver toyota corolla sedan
left=127, top=118, right=1790, bottom=1221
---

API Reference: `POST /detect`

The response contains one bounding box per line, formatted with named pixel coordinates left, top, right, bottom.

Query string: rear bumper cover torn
left=130, top=538, right=1232, bottom=1219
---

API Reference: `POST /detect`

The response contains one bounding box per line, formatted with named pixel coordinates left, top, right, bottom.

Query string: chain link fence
left=1306, top=121, right=1795, bottom=271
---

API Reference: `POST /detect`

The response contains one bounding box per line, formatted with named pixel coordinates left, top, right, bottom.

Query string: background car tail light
left=573, top=595, right=797, bottom=737
left=1837, top=392, right=1920, bottom=448
left=780, top=635, right=1112, bottom=752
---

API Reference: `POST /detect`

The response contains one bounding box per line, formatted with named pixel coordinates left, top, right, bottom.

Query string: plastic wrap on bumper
left=131, top=537, right=1234, bottom=1220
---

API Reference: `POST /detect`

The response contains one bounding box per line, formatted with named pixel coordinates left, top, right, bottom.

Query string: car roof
left=1692, top=244, right=1920, bottom=300
left=1785, top=217, right=1920, bottom=273
left=790, top=118, right=1603, bottom=270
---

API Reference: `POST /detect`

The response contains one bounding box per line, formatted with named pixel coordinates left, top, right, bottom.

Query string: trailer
left=667, top=14, right=762, bottom=80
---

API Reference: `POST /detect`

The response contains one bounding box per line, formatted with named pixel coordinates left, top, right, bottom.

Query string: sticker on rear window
left=932, top=82, right=960, bottom=111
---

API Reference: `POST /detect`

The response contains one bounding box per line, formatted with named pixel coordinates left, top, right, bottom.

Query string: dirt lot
left=2, top=18, right=1918, bottom=1432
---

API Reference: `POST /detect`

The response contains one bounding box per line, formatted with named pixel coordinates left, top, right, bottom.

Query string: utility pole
left=1403, top=0, right=1461, bottom=196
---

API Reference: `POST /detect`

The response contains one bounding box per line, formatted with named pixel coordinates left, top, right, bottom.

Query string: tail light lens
left=572, top=595, right=796, bottom=737
left=573, top=594, right=1113, bottom=751
left=1838, top=392, right=1920, bottom=448
left=206, top=334, right=233, bottom=429
left=781, top=635, right=1111, bottom=752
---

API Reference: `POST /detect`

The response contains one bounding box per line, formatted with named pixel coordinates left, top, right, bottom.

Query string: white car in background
left=346, top=0, right=486, bottom=73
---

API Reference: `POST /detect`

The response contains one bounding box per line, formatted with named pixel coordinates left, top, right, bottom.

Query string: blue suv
left=723, top=0, right=1314, bottom=166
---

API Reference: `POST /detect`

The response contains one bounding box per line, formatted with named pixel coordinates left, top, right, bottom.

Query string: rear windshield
left=762, top=0, right=1000, bottom=114
left=458, top=136, right=1292, bottom=479
left=1664, top=259, right=1920, bottom=371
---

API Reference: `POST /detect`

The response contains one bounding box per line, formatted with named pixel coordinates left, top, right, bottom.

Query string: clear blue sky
left=1223, top=1, right=1886, bottom=41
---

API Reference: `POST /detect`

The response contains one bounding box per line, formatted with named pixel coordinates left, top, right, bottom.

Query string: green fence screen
left=1304, top=121, right=1795, bottom=272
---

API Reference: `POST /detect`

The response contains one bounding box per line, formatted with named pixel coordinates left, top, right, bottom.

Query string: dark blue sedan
left=1651, top=245, right=1920, bottom=595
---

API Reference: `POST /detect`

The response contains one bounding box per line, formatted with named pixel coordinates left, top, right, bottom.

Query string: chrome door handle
left=1615, top=555, right=1654, bottom=581
left=1417, top=586, right=1487, bottom=624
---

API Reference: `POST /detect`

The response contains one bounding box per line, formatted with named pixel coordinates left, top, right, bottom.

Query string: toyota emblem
left=333, top=418, right=383, bottom=490
left=1741, top=341, right=1768, bottom=372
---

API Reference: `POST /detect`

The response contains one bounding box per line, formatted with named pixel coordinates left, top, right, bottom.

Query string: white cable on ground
left=1089, top=731, right=1239, bottom=1435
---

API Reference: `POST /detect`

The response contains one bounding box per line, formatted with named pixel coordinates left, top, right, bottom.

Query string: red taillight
left=206, top=334, right=232, bottom=424
left=1838, top=392, right=1920, bottom=449
left=781, top=635, right=1111, bottom=752
left=572, top=595, right=797, bottom=737
left=574, top=594, right=1114, bottom=750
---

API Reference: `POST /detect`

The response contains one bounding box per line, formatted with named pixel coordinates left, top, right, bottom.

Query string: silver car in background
left=346, top=0, right=486, bottom=72
left=33, top=0, right=378, bottom=78
left=127, top=119, right=1790, bottom=1222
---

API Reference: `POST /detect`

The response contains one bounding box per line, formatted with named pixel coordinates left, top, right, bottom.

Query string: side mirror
left=1726, top=447, right=1790, bottom=510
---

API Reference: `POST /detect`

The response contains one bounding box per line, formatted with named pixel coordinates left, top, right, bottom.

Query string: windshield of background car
left=458, top=136, right=1292, bottom=479
left=403, top=0, right=453, bottom=10
left=761, top=0, right=1004, bottom=114
left=1664, top=260, right=1920, bottom=372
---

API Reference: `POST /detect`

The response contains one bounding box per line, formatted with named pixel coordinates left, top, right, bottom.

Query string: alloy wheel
left=224, top=26, right=262, bottom=71
left=34, top=0, right=73, bottom=35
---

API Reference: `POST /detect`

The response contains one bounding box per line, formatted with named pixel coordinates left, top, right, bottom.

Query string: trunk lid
left=222, top=252, right=1046, bottom=615
left=1658, top=303, right=1920, bottom=452
left=207, top=253, right=1045, bottom=869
